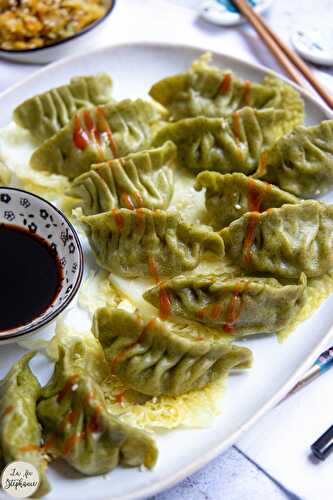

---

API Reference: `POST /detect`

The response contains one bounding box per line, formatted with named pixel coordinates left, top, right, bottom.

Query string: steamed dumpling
left=13, top=74, right=114, bottom=141
left=93, top=308, right=252, bottom=396
left=254, top=120, right=333, bottom=198
left=81, top=208, right=224, bottom=278
left=153, top=107, right=288, bottom=175
left=220, top=201, right=333, bottom=278
left=69, top=141, right=176, bottom=215
left=143, top=274, right=307, bottom=336
left=30, top=99, right=163, bottom=179
left=149, top=53, right=279, bottom=120
left=195, top=171, right=299, bottom=229
left=0, top=353, right=50, bottom=497
left=37, top=342, right=158, bottom=475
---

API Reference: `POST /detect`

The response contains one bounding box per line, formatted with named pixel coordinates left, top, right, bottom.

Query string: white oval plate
left=0, top=42, right=332, bottom=500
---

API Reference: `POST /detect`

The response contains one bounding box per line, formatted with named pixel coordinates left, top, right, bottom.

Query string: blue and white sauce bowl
left=0, top=187, right=83, bottom=344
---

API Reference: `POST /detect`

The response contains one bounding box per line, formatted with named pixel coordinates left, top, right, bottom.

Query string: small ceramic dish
left=200, top=0, right=273, bottom=26
left=292, top=28, right=333, bottom=67
left=0, top=0, right=116, bottom=64
left=0, top=187, right=83, bottom=344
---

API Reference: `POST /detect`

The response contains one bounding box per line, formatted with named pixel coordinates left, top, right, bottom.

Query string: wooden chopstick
left=232, top=0, right=303, bottom=86
left=232, top=0, right=333, bottom=110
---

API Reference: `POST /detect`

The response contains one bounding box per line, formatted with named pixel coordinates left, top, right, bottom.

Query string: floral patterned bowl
left=0, top=187, right=84, bottom=343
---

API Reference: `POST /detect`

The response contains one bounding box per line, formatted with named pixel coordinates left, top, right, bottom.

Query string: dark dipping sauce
left=0, top=224, right=63, bottom=332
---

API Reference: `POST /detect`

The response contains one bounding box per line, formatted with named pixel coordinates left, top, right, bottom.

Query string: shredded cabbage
left=0, top=159, right=11, bottom=185
left=0, top=122, right=70, bottom=208
left=102, top=375, right=226, bottom=430
left=78, top=270, right=122, bottom=315
left=278, top=271, right=333, bottom=341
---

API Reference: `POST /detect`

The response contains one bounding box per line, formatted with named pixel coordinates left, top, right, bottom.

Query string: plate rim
left=0, top=39, right=332, bottom=119
left=1, top=40, right=333, bottom=500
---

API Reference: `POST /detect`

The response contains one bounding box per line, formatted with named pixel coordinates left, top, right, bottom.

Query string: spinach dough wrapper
left=149, top=53, right=303, bottom=124
left=70, top=141, right=176, bottom=215
left=14, top=74, right=114, bottom=141
left=143, top=274, right=307, bottom=336
left=93, top=308, right=252, bottom=396
left=153, top=107, right=288, bottom=175
left=37, top=344, right=158, bottom=475
left=195, top=172, right=299, bottom=229
left=254, top=120, right=333, bottom=198
left=0, top=353, right=50, bottom=497
left=220, top=201, right=333, bottom=278
left=81, top=208, right=224, bottom=278
left=30, top=99, right=163, bottom=179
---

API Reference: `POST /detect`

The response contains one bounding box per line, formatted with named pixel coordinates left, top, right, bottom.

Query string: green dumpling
left=254, top=120, right=333, bottom=198
left=81, top=208, right=224, bottom=278
left=149, top=53, right=279, bottom=120
left=143, top=274, right=307, bottom=336
left=0, top=353, right=50, bottom=497
left=14, top=74, right=114, bottom=141
left=30, top=99, right=163, bottom=179
left=153, top=107, right=288, bottom=175
left=69, top=141, right=176, bottom=215
left=195, top=171, right=299, bottom=229
left=37, top=342, right=158, bottom=475
left=93, top=308, right=252, bottom=396
left=220, top=201, right=333, bottom=278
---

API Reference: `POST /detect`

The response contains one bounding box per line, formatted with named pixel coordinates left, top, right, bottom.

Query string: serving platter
left=0, top=41, right=332, bottom=500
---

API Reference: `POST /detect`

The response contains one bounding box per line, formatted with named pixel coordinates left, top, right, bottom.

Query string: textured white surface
left=155, top=2, right=333, bottom=499
left=152, top=447, right=291, bottom=500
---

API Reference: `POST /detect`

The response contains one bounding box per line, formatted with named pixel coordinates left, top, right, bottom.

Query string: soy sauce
left=0, top=224, right=63, bottom=332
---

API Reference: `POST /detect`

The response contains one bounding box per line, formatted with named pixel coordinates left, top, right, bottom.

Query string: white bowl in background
left=0, top=0, right=116, bottom=64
